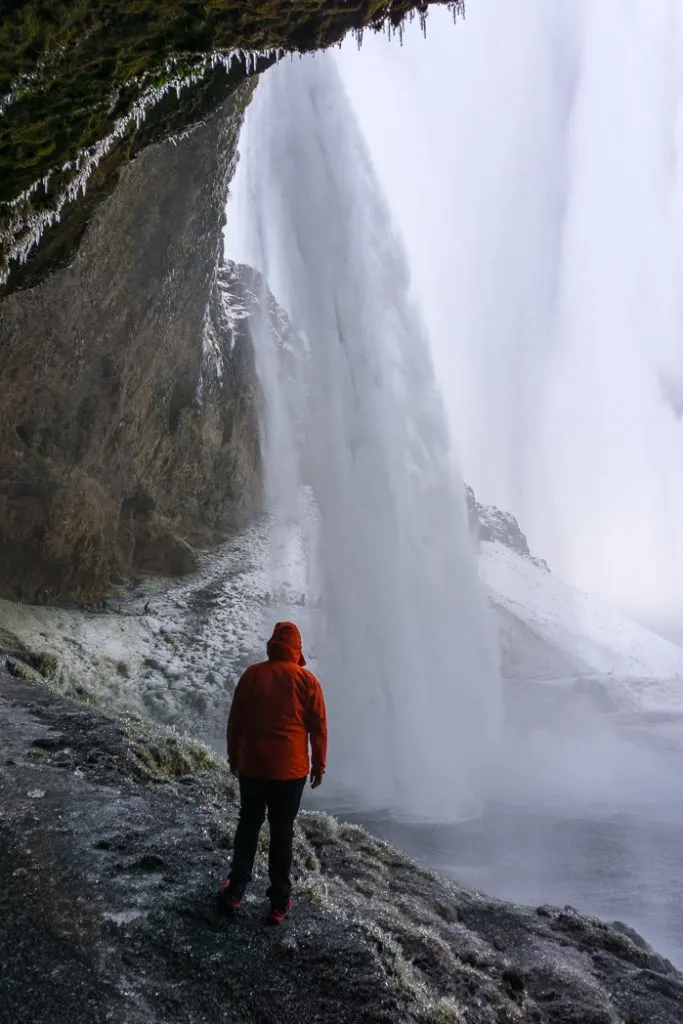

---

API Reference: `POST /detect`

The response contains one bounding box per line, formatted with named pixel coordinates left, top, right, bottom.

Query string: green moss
left=6, top=656, right=44, bottom=686
left=35, top=651, right=60, bottom=679
left=295, top=877, right=328, bottom=904
left=5, top=649, right=60, bottom=682
left=4, top=647, right=232, bottom=786
left=132, top=735, right=218, bottom=779
left=0, top=0, right=457, bottom=293
left=359, top=919, right=469, bottom=1023
left=120, top=710, right=229, bottom=781
left=360, top=920, right=424, bottom=1000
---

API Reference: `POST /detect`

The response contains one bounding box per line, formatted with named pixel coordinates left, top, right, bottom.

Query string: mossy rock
left=6, top=657, right=44, bottom=686
left=0, top=627, right=25, bottom=650
left=5, top=649, right=60, bottom=683
left=0, top=1, right=457, bottom=294
left=133, top=519, right=199, bottom=577
left=131, top=734, right=224, bottom=780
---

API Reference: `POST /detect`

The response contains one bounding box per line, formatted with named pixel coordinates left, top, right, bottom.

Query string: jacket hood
left=266, top=621, right=306, bottom=666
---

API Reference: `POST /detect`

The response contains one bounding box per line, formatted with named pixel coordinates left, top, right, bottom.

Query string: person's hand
left=310, top=769, right=323, bottom=789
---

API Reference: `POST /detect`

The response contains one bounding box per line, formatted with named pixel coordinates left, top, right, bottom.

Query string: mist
left=331, top=4, right=683, bottom=964
left=337, top=0, right=683, bottom=632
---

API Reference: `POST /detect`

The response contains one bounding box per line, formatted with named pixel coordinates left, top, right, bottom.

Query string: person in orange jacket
left=218, top=621, right=328, bottom=925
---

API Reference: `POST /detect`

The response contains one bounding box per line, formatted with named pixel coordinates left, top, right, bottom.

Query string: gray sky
left=337, top=0, right=683, bottom=632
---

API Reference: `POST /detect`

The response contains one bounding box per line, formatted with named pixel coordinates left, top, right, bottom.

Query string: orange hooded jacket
left=227, top=622, right=328, bottom=781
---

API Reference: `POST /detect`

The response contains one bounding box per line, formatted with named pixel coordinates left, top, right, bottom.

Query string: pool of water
left=324, top=697, right=683, bottom=968
left=336, top=801, right=683, bottom=968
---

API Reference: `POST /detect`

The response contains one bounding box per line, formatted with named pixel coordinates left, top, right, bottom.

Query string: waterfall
left=337, top=1, right=683, bottom=635
left=225, top=54, right=501, bottom=822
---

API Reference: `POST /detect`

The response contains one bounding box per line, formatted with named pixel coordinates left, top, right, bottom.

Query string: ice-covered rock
left=2, top=670, right=681, bottom=1024
left=466, top=484, right=550, bottom=571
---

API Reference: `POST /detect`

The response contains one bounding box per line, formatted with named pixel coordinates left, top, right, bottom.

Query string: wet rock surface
left=2, top=671, right=682, bottom=1024
left=0, top=86, right=263, bottom=604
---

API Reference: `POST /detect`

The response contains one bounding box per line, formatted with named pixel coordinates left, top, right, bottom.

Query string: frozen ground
left=0, top=514, right=314, bottom=752
left=3, top=520, right=683, bottom=965
left=3, top=524, right=682, bottom=749
left=5, top=672, right=682, bottom=1024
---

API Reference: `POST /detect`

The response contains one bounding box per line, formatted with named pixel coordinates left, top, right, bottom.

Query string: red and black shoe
left=217, top=881, right=242, bottom=913
left=266, top=899, right=292, bottom=926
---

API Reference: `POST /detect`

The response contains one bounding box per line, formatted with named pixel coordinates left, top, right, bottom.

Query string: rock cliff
left=0, top=2, right=461, bottom=607
left=0, top=1, right=464, bottom=607
left=0, top=87, right=264, bottom=604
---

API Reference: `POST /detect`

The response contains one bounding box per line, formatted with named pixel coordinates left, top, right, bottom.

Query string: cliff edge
left=2, top=668, right=682, bottom=1024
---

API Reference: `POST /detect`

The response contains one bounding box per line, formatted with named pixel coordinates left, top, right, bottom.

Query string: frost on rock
left=0, top=508, right=314, bottom=753
left=198, top=259, right=301, bottom=401
left=215, top=261, right=302, bottom=362
left=198, top=303, right=225, bottom=394
left=0, top=49, right=278, bottom=288
left=465, top=484, right=550, bottom=571
left=3, top=666, right=681, bottom=1024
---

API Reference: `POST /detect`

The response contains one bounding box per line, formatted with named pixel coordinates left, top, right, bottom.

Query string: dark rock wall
left=0, top=83, right=262, bottom=603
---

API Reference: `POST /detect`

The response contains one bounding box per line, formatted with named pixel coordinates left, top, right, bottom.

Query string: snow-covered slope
left=481, top=541, right=683, bottom=687
left=4, top=479, right=683, bottom=745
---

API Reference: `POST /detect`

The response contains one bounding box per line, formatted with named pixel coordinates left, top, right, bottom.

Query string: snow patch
left=482, top=541, right=683, bottom=708
left=0, top=515, right=311, bottom=753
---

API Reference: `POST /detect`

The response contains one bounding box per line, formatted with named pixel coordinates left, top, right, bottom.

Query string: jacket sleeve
left=306, top=673, right=328, bottom=774
left=227, top=671, right=249, bottom=770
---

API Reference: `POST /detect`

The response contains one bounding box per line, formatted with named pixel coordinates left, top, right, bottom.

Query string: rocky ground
left=2, top=666, right=683, bottom=1024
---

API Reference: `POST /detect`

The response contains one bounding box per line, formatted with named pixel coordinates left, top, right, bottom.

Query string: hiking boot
left=217, top=881, right=241, bottom=913
left=266, top=899, right=292, bottom=926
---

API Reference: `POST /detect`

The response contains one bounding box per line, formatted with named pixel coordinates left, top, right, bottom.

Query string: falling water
left=337, top=1, right=683, bottom=635
left=225, top=55, right=501, bottom=821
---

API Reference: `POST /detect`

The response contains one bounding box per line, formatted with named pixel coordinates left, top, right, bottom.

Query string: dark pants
left=229, top=775, right=306, bottom=910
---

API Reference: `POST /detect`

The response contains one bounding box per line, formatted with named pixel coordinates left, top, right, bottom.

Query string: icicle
left=1, top=38, right=283, bottom=287
left=450, top=1, right=466, bottom=23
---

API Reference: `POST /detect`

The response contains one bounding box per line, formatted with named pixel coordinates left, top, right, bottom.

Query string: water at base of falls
left=225, top=53, right=501, bottom=822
